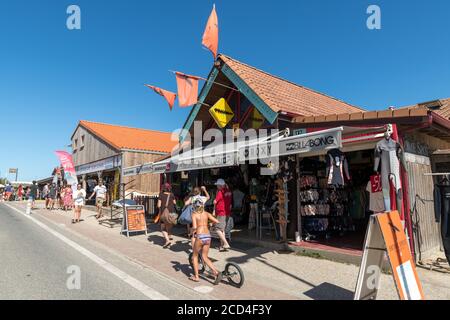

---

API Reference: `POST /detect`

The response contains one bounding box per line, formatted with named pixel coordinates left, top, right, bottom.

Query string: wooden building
left=71, top=120, right=178, bottom=198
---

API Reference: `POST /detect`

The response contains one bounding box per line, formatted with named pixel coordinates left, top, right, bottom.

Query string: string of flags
left=145, top=5, right=219, bottom=110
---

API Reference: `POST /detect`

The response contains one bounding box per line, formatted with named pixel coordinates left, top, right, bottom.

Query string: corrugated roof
left=78, top=120, right=178, bottom=153
left=219, top=55, right=364, bottom=116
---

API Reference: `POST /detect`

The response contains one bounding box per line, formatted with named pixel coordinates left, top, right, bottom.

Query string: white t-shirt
left=366, top=182, right=385, bottom=213
left=191, top=195, right=208, bottom=205
left=74, top=189, right=86, bottom=205
left=94, top=185, right=107, bottom=199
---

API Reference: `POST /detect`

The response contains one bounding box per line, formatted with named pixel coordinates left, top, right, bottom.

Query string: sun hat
left=215, top=179, right=226, bottom=186
left=192, top=198, right=204, bottom=209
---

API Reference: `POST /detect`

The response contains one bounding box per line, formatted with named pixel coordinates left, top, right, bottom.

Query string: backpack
left=178, top=205, right=193, bottom=225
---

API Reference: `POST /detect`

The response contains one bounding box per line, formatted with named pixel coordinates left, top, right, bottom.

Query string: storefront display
left=435, top=176, right=450, bottom=265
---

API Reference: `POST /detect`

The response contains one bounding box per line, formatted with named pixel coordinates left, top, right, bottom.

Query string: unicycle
left=188, top=252, right=245, bottom=288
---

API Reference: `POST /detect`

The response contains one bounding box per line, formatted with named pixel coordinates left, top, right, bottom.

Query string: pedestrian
left=4, top=184, right=12, bottom=201
left=63, top=184, right=73, bottom=211
left=48, top=183, right=57, bottom=210
left=213, top=179, right=232, bottom=251
left=72, top=184, right=86, bottom=224
left=189, top=198, right=222, bottom=284
left=156, top=183, right=177, bottom=249
left=29, top=181, right=39, bottom=209
left=185, top=186, right=210, bottom=248
left=17, top=184, right=23, bottom=201
left=43, top=183, right=50, bottom=209
left=88, top=180, right=107, bottom=219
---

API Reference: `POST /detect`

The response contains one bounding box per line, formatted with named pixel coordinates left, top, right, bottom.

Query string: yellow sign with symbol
left=209, top=98, right=235, bottom=128
left=249, top=108, right=265, bottom=129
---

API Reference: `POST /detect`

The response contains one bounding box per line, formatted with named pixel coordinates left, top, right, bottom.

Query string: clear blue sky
left=1, top=0, right=449, bottom=181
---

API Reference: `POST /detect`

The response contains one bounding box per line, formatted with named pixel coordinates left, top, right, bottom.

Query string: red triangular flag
left=202, top=5, right=219, bottom=59
left=145, top=85, right=177, bottom=111
left=175, top=72, right=200, bottom=107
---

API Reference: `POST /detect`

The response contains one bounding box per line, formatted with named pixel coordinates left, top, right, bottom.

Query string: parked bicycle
left=188, top=252, right=245, bottom=288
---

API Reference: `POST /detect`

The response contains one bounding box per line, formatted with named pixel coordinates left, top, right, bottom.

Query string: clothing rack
left=424, top=173, right=450, bottom=176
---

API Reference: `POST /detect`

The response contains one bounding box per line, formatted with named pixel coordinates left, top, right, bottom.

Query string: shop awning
left=123, top=127, right=345, bottom=177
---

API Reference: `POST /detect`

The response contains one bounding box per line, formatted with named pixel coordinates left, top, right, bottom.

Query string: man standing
left=29, top=181, right=39, bottom=209
left=88, top=180, right=107, bottom=219
left=213, top=179, right=232, bottom=252
left=5, top=184, right=13, bottom=201
left=43, top=183, right=50, bottom=209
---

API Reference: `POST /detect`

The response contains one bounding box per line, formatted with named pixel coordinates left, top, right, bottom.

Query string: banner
left=55, top=151, right=78, bottom=192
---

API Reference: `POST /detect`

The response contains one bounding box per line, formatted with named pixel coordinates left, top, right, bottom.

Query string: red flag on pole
left=145, top=85, right=177, bottom=111
left=202, top=4, right=219, bottom=59
left=175, top=72, right=200, bottom=107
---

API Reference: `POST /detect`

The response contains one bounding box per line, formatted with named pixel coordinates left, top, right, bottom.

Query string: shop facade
left=123, top=55, right=449, bottom=261
left=71, top=120, right=178, bottom=204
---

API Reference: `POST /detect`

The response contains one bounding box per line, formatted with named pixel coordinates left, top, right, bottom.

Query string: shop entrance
left=297, top=149, right=376, bottom=254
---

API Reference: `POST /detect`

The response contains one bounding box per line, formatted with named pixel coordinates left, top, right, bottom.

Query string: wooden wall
left=405, top=154, right=442, bottom=260
left=123, top=151, right=167, bottom=195
left=72, top=126, right=118, bottom=166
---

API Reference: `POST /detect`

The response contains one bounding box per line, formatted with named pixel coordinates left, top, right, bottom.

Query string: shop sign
left=293, top=129, right=306, bottom=136
left=209, top=98, right=235, bottom=128
left=354, top=211, right=424, bottom=300
left=122, top=205, right=147, bottom=237
left=76, top=155, right=121, bottom=175
left=239, top=128, right=342, bottom=162
left=249, top=108, right=265, bottom=129
left=176, top=150, right=237, bottom=172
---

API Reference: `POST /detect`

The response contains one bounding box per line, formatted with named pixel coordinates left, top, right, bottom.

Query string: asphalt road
left=0, top=203, right=207, bottom=300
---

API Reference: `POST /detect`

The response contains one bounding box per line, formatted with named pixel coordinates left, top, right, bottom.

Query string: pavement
left=1, top=200, right=450, bottom=300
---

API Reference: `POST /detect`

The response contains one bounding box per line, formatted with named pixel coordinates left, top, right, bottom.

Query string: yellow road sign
left=209, top=98, right=234, bottom=128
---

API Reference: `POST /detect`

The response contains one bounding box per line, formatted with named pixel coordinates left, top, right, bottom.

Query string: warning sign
left=209, top=98, right=234, bottom=128
left=354, top=211, right=425, bottom=300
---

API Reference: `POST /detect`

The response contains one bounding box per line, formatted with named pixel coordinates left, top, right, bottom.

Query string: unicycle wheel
left=224, top=263, right=245, bottom=288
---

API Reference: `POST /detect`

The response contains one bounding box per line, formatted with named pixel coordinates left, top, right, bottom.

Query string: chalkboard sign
left=122, top=205, right=147, bottom=237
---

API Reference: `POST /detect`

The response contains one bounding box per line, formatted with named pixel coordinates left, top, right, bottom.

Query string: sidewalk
left=10, top=202, right=450, bottom=300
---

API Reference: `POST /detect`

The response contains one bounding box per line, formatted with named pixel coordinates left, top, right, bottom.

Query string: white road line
left=2, top=203, right=169, bottom=300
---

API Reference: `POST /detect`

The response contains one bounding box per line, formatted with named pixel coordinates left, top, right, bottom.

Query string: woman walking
left=185, top=186, right=210, bottom=248
left=190, top=198, right=222, bottom=284
left=63, top=184, right=73, bottom=211
left=72, top=184, right=86, bottom=223
left=156, top=183, right=177, bottom=249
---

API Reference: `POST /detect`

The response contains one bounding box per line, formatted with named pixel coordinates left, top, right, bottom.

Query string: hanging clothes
left=366, top=176, right=385, bottom=213
left=374, top=138, right=403, bottom=211
left=326, top=149, right=350, bottom=186
left=435, top=181, right=450, bottom=265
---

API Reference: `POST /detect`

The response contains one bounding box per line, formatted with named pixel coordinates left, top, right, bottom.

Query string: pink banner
left=55, top=151, right=78, bottom=188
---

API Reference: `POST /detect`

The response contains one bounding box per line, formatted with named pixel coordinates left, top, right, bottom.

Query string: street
left=0, top=203, right=208, bottom=300
left=1, top=201, right=450, bottom=300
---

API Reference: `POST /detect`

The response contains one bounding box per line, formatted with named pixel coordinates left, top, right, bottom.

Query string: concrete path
left=2, top=201, right=449, bottom=300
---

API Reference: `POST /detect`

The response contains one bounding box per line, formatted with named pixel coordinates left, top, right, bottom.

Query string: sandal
left=214, top=272, right=223, bottom=285
left=71, top=220, right=76, bottom=224
left=163, top=242, right=171, bottom=249
left=189, top=276, right=200, bottom=283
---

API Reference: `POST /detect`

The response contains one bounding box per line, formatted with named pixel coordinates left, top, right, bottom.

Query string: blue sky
left=0, top=0, right=449, bottom=181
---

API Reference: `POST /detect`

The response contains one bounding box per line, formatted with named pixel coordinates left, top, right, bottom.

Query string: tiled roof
left=79, top=120, right=178, bottom=153
left=219, top=55, right=364, bottom=116
left=398, top=98, right=450, bottom=120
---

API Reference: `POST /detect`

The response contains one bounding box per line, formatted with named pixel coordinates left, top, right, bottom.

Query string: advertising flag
left=202, top=5, right=219, bottom=59
left=175, top=72, right=200, bottom=107
left=145, top=85, right=177, bottom=110
left=55, top=151, right=78, bottom=192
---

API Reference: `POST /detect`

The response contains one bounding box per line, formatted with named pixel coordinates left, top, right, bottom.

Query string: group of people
left=1, top=182, right=39, bottom=207
left=41, top=180, right=107, bottom=224
left=156, top=178, right=233, bottom=284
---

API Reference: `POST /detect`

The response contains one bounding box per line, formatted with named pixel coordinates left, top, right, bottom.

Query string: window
left=73, top=139, right=78, bottom=150
left=81, top=135, right=85, bottom=145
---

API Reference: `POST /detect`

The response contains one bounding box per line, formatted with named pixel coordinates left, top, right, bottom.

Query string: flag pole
left=169, top=70, right=239, bottom=92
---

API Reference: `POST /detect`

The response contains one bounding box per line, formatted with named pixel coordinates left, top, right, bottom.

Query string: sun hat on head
left=192, top=198, right=204, bottom=209
left=215, top=179, right=226, bottom=186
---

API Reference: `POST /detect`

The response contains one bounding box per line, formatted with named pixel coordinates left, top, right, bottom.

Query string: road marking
left=2, top=203, right=169, bottom=300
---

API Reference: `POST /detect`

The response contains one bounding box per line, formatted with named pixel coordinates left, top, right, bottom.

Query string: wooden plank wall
left=72, top=126, right=118, bottom=166
left=406, top=157, right=442, bottom=260
left=123, top=152, right=167, bottom=195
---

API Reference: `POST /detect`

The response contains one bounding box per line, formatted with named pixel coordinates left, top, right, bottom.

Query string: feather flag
left=175, top=72, right=201, bottom=107
left=202, top=4, right=219, bottom=59
left=145, top=85, right=177, bottom=111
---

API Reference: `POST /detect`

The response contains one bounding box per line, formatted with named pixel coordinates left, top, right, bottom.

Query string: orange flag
left=145, top=85, right=177, bottom=111
left=175, top=72, right=200, bottom=107
left=202, top=4, right=219, bottom=59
